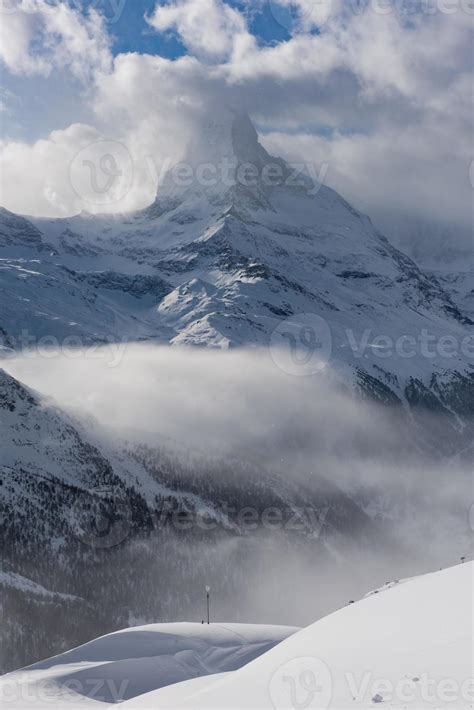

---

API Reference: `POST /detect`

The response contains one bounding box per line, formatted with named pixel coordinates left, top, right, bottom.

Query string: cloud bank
left=4, top=344, right=472, bottom=584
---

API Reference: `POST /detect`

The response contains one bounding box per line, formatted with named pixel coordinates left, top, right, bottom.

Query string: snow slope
left=125, top=562, right=473, bottom=709
left=429, top=268, right=474, bottom=322
left=0, top=623, right=298, bottom=708
left=0, top=571, right=81, bottom=604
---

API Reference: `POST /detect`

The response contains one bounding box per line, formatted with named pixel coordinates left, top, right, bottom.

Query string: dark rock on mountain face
left=0, top=208, right=46, bottom=250
left=78, top=270, right=172, bottom=299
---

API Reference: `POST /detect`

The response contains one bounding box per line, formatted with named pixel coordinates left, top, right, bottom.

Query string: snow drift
left=127, top=562, right=474, bottom=709
left=1, top=563, right=471, bottom=709
left=0, top=623, right=298, bottom=708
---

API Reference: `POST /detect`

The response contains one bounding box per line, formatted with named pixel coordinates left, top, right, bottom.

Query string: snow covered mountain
left=0, top=113, right=472, bottom=421
left=375, top=214, right=473, bottom=325
left=428, top=267, right=474, bottom=322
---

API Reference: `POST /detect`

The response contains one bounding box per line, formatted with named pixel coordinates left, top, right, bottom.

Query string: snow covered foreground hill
left=0, top=113, right=472, bottom=424
left=0, top=623, right=298, bottom=709
left=163, top=562, right=472, bottom=710
left=126, top=563, right=474, bottom=709
left=1, top=563, right=471, bottom=709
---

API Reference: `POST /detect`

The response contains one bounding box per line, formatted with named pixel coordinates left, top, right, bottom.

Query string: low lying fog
left=4, top=344, right=472, bottom=624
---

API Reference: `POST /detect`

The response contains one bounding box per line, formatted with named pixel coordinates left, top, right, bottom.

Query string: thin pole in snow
left=206, top=585, right=210, bottom=624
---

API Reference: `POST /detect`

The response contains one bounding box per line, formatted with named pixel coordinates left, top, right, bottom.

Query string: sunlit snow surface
left=0, top=623, right=298, bottom=709
left=129, top=563, right=474, bottom=709
left=1, top=563, right=471, bottom=709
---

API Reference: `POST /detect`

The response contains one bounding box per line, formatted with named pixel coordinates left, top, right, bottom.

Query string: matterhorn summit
left=153, top=110, right=303, bottom=212
left=185, top=111, right=270, bottom=166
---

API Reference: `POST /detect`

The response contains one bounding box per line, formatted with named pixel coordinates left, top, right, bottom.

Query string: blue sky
left=81, top=0, right=293, bottom=56
left=90, top=0, right=187, bottom=57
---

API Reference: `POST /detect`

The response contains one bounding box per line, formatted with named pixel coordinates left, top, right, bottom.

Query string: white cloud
left=0, top=0, right=111, bottom=82
left=147, top=0, right=250, bottom=61
left=0, top=124, right=104, bottom=216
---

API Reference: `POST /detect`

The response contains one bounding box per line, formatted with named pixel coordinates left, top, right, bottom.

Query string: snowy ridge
left=0, top=571, right=82, bottom=603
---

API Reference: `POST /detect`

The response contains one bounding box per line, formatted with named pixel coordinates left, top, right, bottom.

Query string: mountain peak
left=154, top=111, right=288, bottom=209
left=183, top=111, right=273, bottom=168
left=230, top=112, right=261, bottom=160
